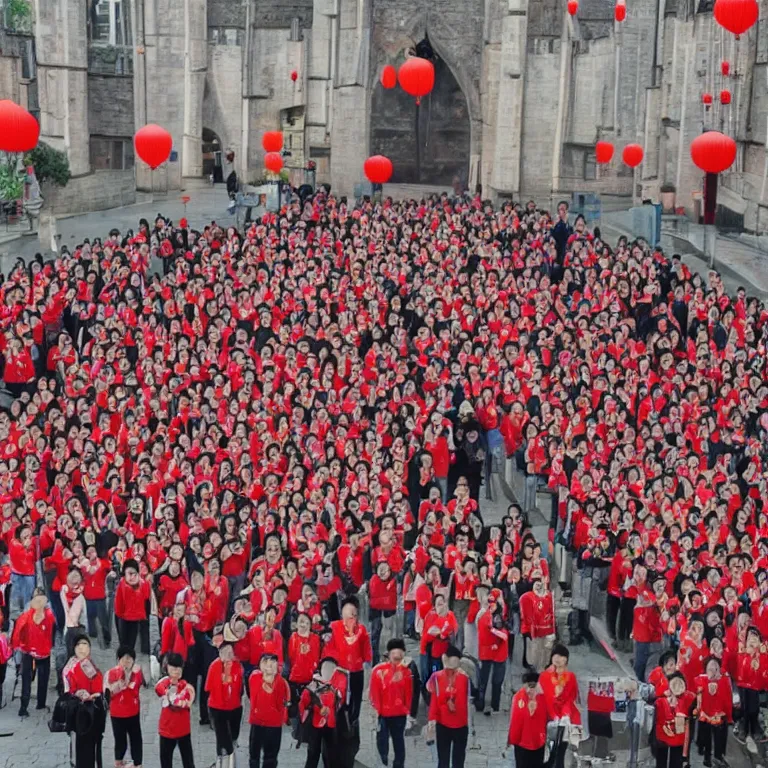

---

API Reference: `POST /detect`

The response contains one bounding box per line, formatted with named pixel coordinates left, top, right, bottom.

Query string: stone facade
left=0, top=0, right=766, bottom=224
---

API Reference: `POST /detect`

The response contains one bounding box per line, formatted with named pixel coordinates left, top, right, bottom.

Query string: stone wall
left=42, top=170, right=136, bottom=215
left=88, top=75, right=135, bottom=137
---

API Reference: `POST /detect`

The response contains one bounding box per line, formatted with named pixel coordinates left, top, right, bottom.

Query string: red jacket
left=655, top=691, right=696, bottom=746
left=248, top=625, right=284, bottom=667
left=106, top=665, right=143, bottom=718
left=420, top=610, right=458, bottom=657
left=114, top=579, right=150, bottom=621
left=327, top=620, right=371, bottom=672
left=12, top=607, right=55, bottom=658
left=632, top=590, right=662, bottom=643
left=508, top=689, right=550, bottom=750
left=160, top=617, right=195, bottom=662
left=477, top=609, right=508, bottom=663
left=695, top=673, right=733, bottom=724
left=369, top=661, right=413, bottom=717
left=299, top=673, right=347, bottom=728
left=427, top=668, right=470, bottom=729
left=9, top=537, right=36, bottom=576
left=64, top=658, right=103, bottom=696
left=369, top=575, right=398, bottom=612
left=519, top=590, right=555, bottom=638
left=538, top=667, right=582, bottom=725
left=678, top=638, right=708, bottom=690
left=248, top=671, right=290, bottom=727
left=156, top=677, right=194, bottom=738
left=287, top=631, right=321, bottom=684
left=735, top=650, right=768, bottom=690
left=82, top=559, right=110, bottom=600
left=205, top=658, right=244, bottom=711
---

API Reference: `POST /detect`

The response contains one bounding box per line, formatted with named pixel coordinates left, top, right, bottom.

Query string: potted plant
left=660, top=182, right=676, bottom=212
left=0, top=162, right=23, bottom=222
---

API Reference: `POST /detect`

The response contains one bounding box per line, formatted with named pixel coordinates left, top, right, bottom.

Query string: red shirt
left=114, top=579, right=150, bottom=621
left=508, top=689, right=550, bottom=750
left=327, top=620, right=372, bottom=673
left=12, top=607, right=55, bottom=658
left=106, top=665, right=144, bottom=718
left=248, top=671, right=290, bottom=727
left=425, top=436, right=450, bottom=478
left=287, top=631, right=321, bottom=684
left=369, top=661, right=413, bottom=717
left=519, top=591, right=555, bottom=638
left=420, top=610, right=459, bottom=658
left=205, top=658, right=244, bottom=711
left=248, top=625, right=284, bottom=667
left=298, top=674, right=346, bottom=728
left=538, top=667, right=582, bottom=725
left=369, top=575, right=398, bottom=612
left=695, top=673, right=733, bottom=724
left=82, top=559, right=110, bottom=601
left=156, top=677, right=194, bottom=738
left=427, top=668, right=470, bottom=729
left=477, top=610, right=508, bottom=663
left=655, top=691, right=696, bottom=746
left=9, top=538, right=36, bottom=576
left=64, top=658, right=104, bottom=696
left=160, top=617, right=195, bottom=661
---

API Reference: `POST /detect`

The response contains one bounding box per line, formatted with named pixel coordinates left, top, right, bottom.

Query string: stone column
left=33, top=0, right=90, bottom=176
left=490, top=0, right=528, bottom=196
left=182, top=0, right=207, bottom=178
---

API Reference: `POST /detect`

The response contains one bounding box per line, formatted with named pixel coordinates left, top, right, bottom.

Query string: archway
left=202, top=127, right=223, bottom=183
left=370, top=56, right=470, bottom=187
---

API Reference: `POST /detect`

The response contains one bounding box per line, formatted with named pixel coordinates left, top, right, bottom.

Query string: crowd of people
left=0, top=188, right=764, bottom=768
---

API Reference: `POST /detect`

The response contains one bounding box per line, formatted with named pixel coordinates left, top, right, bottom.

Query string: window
left=209, top=28, right=243, bottom=46
left=584, top=151, right=596, bottom=181
left=89, top=0, right=132, bottom=46
left=90, top=137, right=135, bottom=171
left=20, top=38, right=35, bottom=80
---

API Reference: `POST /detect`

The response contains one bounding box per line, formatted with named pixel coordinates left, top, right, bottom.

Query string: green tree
left=26, top=142, right=70, bottom=187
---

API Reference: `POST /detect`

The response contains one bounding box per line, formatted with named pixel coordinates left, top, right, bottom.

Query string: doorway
left=202, top=127, right=223, bottom=182
left=370, top=55, right=470, bottom=186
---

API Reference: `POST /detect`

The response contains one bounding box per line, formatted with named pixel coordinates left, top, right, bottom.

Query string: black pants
left=304, top=725, right=335, bottom=768
left=116, top=618, right=139, bottom=652
left=606, top=595, right=621, bottom=639
left=112, top=713, right=143, bottom=764
left=86, top=599, right=111, bottom=644
left=377, top=715, right=406, bottom=768
left=191, top=630, right=216, bottom=723
left=475, top=659, right=505, bottom=711
left=20, top=653, right=49, bottom=710
left=348, top=669, right=364, bottom=723
left=618, top=597, right=636, bottom=642
left=210, top=706, right=242, bottom=756
left=655, top=743, right=683, bottom=768
left=514, top=745, right=546, bottom=768
left=436, top=723, right=468, bottom=768
left=249, top=723, right=282, bottom=768
left=740, top=686, right=761, bottom=735
left=74, top=729, right=102, bottom=768
left=697, top=720, right=727, bottom=762
left=160, top=734, right=195, bottom=768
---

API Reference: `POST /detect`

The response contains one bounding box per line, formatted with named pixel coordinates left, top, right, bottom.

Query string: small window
left=90, top=136, right=134, bottom=170
left=584, top=152, right=597, bottom=181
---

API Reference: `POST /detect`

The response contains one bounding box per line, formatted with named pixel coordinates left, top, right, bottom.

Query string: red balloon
left=690, top=131, right=737, bottom=174
left=134, top=124, right=172, bottom=169
left=622, top=144, right=644, bottom=168
left=614, top=3, right=626, bottom=21
left=567, top=0, right=578, bottom=15
left=702, top=92, right=713, bottom=105
left=0, top=100, right=39, bottom=153
left=595, top=141, right=614, bottom=164
left=721, top=60, right=731, bottom=76
left=264, top=152, right=283, bottom=173
left=398, top=58, right=435, bottom=104
left=714, top=0, right=759, bottom=37
left=290, top=70, right=298, bottom=82
left=720, top=89, right=732, bottom=105
left=364, top=155, right=393, bottom=185
left=381, top=65, right=397, bottom=89
left=262, top=131, right=283, bottom=153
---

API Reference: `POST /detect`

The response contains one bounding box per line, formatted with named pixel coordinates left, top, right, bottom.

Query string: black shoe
left=18, top=707, right=29, bottom=718
left=703, top=760, right=712, bottom=768
left=199, top=717, right=210, bottom=726
left=35, top=704, right=49, bottom=711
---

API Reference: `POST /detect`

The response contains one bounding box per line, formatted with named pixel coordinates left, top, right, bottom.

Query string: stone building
left=1, top=0, right=767, bottom=230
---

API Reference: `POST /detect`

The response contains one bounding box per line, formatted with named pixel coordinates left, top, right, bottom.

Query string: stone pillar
left=490, top=0, right=528, bottom=196
left=33, top=0, right=90, bottom=176
left=329, top=0, right=370, bottom=198
left=182, top=0, right=207, bottom=178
